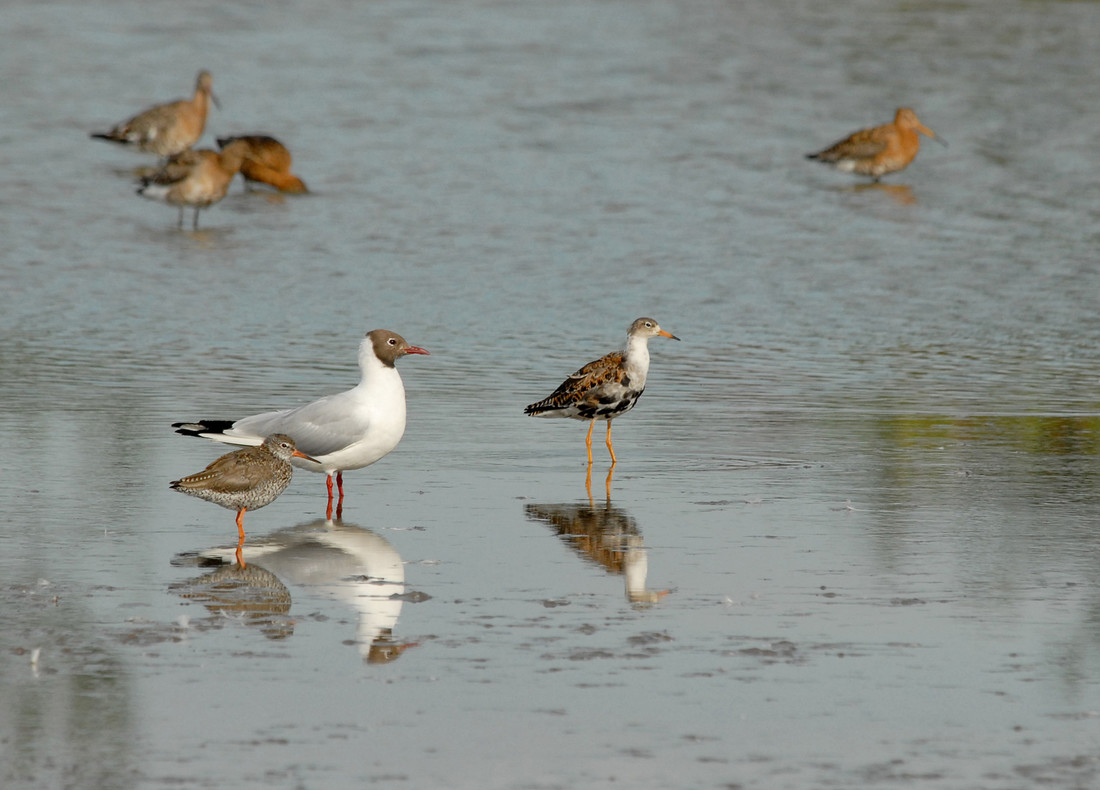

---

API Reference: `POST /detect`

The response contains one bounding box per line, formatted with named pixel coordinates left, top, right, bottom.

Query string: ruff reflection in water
left=169, top=434, right=317, bottom=567
left=525, top=317, right=679, bottom=468
left=526, top=500, right=669, bottom=605
left=174, top=519, right=420, bottom=663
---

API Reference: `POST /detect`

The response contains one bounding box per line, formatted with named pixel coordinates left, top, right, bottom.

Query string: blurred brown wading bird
left=525, top=318, right=680, bottom=467
left=170, top=434, right=318, bottom=566
left=806, top=107, right=946, bottom=182
left=90, top=70, right=219, bottom=158
left=136, top=146, right=247, bottom=229
left=217, top=135, right=308, bottom=194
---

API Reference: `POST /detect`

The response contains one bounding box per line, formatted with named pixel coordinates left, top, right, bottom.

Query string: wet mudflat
left=2, top=0, right=1100, bottom=788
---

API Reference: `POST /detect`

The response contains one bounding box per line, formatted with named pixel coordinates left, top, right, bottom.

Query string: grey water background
left=2, top=0, right=1100, bottom=787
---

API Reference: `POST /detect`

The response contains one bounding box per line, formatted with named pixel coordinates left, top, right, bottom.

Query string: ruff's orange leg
left=585, top=420, right=595, bottom=466
left=605, top=421, right=617, bottom=466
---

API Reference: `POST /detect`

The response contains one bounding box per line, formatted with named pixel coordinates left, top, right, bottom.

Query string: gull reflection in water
left=172, top=518, right=419, bottom=662
left=525, top=498, right=669, bottom=606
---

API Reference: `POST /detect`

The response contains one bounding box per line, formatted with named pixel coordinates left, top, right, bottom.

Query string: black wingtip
left=172, top=420, right=235, bottom=437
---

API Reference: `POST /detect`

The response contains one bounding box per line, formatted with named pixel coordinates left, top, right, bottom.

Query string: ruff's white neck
left=623, top=333, right=652, bottom=388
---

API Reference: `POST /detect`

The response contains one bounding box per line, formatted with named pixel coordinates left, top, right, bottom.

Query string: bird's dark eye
left=388, top=338, right=396, bottom=345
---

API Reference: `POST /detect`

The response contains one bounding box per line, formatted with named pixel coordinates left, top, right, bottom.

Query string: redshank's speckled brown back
left=170, top=434, right=317, bottom=565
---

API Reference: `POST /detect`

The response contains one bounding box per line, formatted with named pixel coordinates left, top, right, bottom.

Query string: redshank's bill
left=806, top=107, right=945, bottom=182
left=91, top=70, right=219, bottom=158
left=170, top=434, right=318, bottom=566
left=525, top=317, right=679, bottom=467
left=172, top=330, right=429, bottom=520
left=216, top=135, right=308, bottom=194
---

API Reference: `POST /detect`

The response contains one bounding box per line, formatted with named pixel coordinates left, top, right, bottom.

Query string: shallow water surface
left=2, top=0, right=1100, bottom=788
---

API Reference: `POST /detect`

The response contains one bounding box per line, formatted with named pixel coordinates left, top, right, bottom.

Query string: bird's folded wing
left=235, top=397, right=368, bottom=458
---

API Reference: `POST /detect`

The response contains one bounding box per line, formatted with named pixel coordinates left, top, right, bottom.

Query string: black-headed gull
left=173, top=329, right=429, bottom=520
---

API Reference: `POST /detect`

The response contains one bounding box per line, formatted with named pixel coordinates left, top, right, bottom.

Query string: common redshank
left=169, top=433, right=317, bottom=566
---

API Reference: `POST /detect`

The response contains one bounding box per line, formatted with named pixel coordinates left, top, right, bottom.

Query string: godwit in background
left=217, top=135, right=308, bottom=193
left=806, top=107, right=945, bottom=182
left=136, top=146, right=246, bottom=229
left=91, top=70, right=218, bottom=158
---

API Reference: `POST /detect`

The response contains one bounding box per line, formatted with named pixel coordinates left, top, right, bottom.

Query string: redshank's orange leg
left=606, top=422, right=617, bottom=467
left=585, top=420, right=595, bottom=466
left=234, top=510, right=247, bottom=567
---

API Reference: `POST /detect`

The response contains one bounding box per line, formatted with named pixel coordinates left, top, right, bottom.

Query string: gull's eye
left=388, top=338, right=397, bottom=345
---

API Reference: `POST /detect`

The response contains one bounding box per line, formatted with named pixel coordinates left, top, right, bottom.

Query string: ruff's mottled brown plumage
left=91, top=71, right=218, bottom=158
left=170, top=434, right=317, bottom=565
left=806, top=107, right=944, bottom=182
left=525, top=318, right=679, bottom=466
left=217, top=135, right=308, bottom=194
